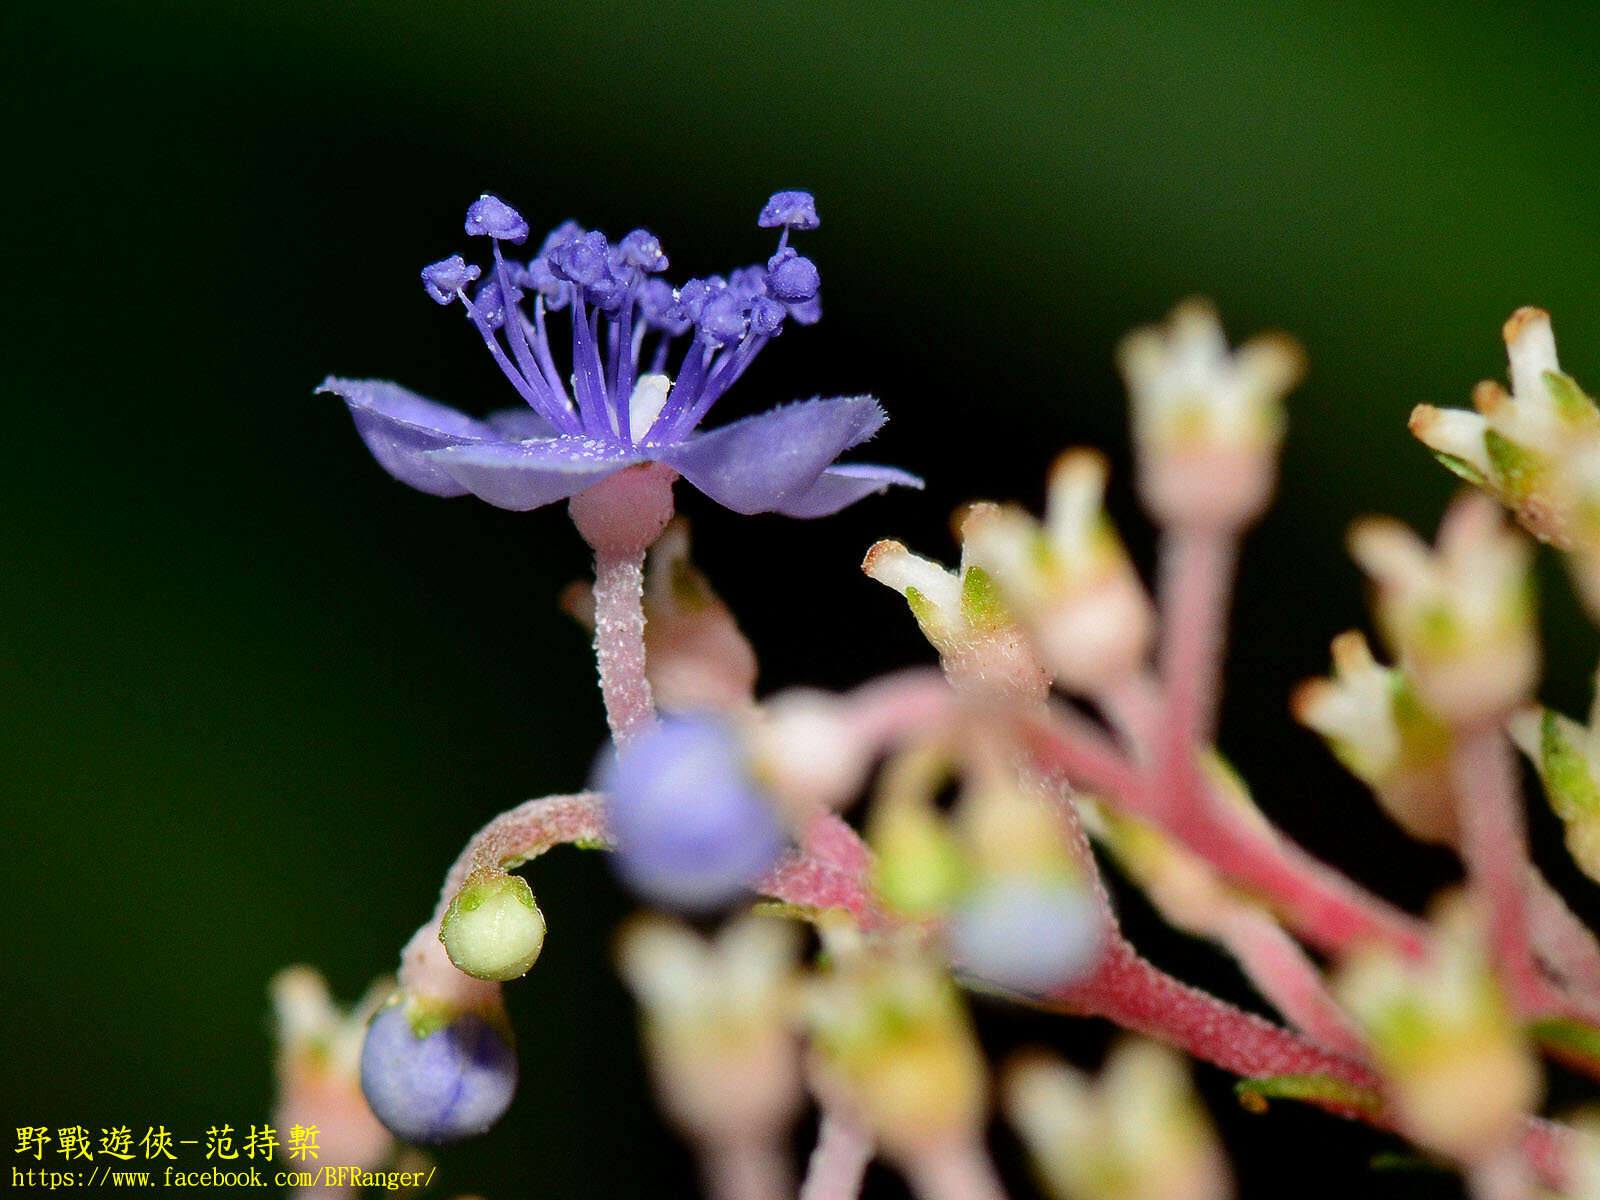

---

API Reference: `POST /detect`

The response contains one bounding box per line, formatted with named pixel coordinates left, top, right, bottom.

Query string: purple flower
left=949, top=875, right=1102, bottom=994
left=594, top=716, right=786, bottom=912
left=321, top=192, right=921, bottom=517
left=359, top=1003, right=517, bottom=1144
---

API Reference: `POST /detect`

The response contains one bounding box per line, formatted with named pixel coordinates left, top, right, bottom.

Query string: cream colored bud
left=863, top=538, right=1047, bottom=699
left=1335, top=895, right=1540, bottom=1161
left=750, top=688, right=872, bottom=818
left=1004, top=1041, right=1230, bottom=1200
left=1292, top=631, right=1455, bottom=842
left=961, top=452, right=1154, bottom=694
left=1348, top=495, right=1537, bottom=725
left=1118, top=298, right=1303, bottom=529
left=617, top=914, right=803, bottom=1142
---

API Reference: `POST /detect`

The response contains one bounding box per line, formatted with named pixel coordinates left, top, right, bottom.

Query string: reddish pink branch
left=1026, top=709, right=1427, bottom=956
left=1053, top=938, right=1377, bottom=1093
left=1213, top=910, right=1368, bottom=1058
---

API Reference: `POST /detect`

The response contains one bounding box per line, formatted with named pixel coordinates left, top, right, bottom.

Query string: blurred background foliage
left=7, top=2, right=1600, bottom=1196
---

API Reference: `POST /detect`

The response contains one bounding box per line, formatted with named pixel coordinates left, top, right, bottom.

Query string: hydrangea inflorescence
left=321, top=191, right=920, bottom=517
left=284, top=194, right=1600, bottom=1196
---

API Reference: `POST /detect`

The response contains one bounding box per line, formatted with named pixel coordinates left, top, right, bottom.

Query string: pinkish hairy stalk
left=899, top=1140, right=1010, bottom=1200
left=435, top=793, right=610, bottom=913
left=799, top=1111, right=875, bottom=1200
left=1024, top=708, right=1428, bottom=956
left=1155, top=528, right=1237, bottom=800
left=1453, top=725, right=1549, bottom=1012
left=568, top=462, right=678, bottom=743
left=1051, top=937, right=1377, bottom=1091
left=396, top=793, right=609, bottom=1002
left=591, top=549, right=657, bottom=743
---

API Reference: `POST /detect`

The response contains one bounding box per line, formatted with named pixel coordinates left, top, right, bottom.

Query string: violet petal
left=426, top=436, right=636, bottom=511
left=773, top=462, right=925, bottom=518
left=659, top=397, right=887, bottom=515
left=319, top=377, right=499, bottom=497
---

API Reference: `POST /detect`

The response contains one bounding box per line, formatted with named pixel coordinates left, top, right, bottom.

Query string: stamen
left=421, top=255, right=480, bottom=306
left=463, top=194, right=530, bottom=243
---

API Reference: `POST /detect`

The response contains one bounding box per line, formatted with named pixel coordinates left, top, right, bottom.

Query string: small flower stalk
left=1117, top=299, right=1303, bottom=530
left=1004, top=1041, right=1232, bottom=1200
left=564, top=518, right=758, bottom=714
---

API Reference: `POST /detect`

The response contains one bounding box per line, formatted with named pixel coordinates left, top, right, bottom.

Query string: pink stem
left=758, top=812, right=893, bottom=931
left=1167, top=796, right=1427, bottom=956
left=898, top=1140, right=1009, bottom=1200
left=1026, top=709, right=1427, bottom=956
left=1213, top=910, right=1368, bottom=1058
left=593, top=548, right=656, bottom=743
left=1453, top=725, right=1548, bottom=1011
left=800, top=1111, right=875, bottom=1200
left=435, top=793, right=609, bottom=916
left=1156, top=528, right=1236, bottom=793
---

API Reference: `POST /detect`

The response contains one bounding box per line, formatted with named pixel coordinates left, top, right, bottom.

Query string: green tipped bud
left=440, top=871, right=547, bottom=982
left=862, top=535, right=1048, bottom=700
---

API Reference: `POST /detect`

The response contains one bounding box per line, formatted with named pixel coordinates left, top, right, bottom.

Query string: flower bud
left=961, top=451, right=1154, bottom=694
left=806, top=935, right=989, bottom=1159
left=439, top=870, right=547, bottom=982
left=1004, top=1041, right=1230, bottom=1200
left=1348, top=494, right=1537, bottom=725
left=1335, top=895, right=1540, bottom=1161
left=594, top=714, right=786, bottom=913
left=1117, top=299, right=1303, bottom=530
left=1511, top=698, right=1600, bottom=884
left=616, top=913, right=803, bottom=1141
left=1410, top=308, right=1600, bottom=552
left=863, top=536, right=1047, bottom=699
left=1293, top=631, right=1455, bottom=842
left=359, top=994, right=518, bottom=1145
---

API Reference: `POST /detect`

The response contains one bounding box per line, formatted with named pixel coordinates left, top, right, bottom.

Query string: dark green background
left=8, top=2, right=1600, bottom=1196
